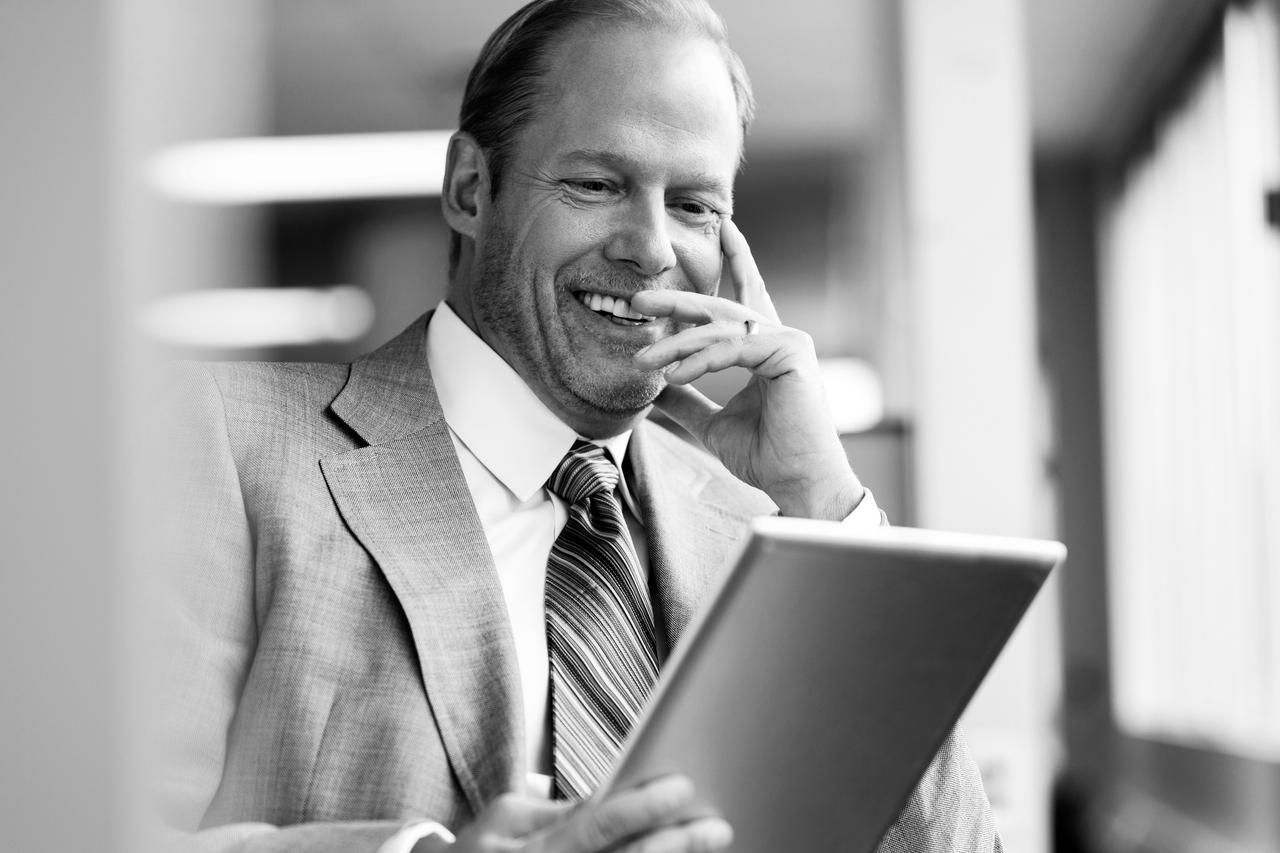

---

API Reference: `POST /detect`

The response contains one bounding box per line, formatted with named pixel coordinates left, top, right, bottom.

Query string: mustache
left=561, top=268, right=674, bottom=296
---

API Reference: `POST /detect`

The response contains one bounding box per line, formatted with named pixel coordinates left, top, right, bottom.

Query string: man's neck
left=442, top=295, right=651, bottom=440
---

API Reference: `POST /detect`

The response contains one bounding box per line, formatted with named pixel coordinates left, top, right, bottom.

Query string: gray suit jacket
left=161, top=314, right=1001, bottom=852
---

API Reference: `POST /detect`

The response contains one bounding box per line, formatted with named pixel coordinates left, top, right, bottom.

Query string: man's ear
left=442, top=132, right=489, bottom=238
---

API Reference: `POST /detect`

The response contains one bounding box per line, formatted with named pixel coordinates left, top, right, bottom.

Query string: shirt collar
left=425, top=301, right=633, bottom=503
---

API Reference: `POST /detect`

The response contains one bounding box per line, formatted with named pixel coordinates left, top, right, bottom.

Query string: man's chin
left=564, top=367, right=666, bottom=421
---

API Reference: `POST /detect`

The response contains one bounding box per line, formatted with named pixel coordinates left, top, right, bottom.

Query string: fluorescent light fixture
left=146, top=131, right=454, bottom=203
left=137, top=285, right=375, bottom=348
left=818, top=357, right=884, bottom=433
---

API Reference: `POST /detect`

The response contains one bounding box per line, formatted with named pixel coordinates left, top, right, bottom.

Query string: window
left=1099, top=0, right=1280, bottom=758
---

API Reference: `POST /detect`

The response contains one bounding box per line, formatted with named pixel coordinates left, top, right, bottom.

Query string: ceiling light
left=136, top=285, right=375, bottom=348
left=146, top=131, right=453, bottom=204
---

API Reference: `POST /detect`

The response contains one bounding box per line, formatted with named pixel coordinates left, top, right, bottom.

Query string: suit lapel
left=319, top=315, right=523, bottom=814
left=629, top=424, right=775, bottom=653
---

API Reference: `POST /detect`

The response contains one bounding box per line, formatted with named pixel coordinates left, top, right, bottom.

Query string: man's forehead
left=511, top=27, right=743, bottom=185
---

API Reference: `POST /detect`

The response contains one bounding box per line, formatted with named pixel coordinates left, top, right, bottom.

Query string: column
left=897, top=2, right=1060, bottom=852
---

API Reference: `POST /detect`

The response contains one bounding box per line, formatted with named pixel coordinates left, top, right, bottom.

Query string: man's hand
left=415, top=775, right=731, bottom=853
left=631, top=219, right=865, bottom=520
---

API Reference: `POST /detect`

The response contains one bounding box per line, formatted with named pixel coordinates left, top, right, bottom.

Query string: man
left=161, top=1, right=1001, bottom=851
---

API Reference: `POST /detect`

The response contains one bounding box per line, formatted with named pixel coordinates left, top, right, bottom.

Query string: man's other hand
left=631, top=219, right=865, bottom=521
left=414, top=775, right=732, bottom=853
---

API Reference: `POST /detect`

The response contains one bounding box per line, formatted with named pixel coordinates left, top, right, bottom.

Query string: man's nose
left=603, top=195, right=678, bottom=277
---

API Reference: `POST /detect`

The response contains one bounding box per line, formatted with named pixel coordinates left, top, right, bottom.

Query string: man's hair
left=448, top=0, right=756, bottom=272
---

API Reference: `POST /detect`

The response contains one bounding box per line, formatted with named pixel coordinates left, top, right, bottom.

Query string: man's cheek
left=688, top=252, right=724, bottom=297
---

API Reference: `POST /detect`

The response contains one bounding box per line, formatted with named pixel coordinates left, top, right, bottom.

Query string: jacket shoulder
left=167, top=359, right=359, bottom=466
left=175, top=360, right=349, bottom=410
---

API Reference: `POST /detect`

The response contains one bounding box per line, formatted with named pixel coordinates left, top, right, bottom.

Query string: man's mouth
left=573, top=291, right=657, bottom=327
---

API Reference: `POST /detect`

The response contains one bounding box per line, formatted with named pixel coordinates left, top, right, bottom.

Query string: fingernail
left=634, top=344, right=651, bottom=358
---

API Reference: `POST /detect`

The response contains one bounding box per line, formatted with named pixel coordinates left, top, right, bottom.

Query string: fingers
left=634, top=319, right=810, bottom=386
left=614, top=818, right=733, bottom=853
left=629, top=291, right=784, bottom=386
left=628, top=219, right=776, bottom=328
left=549, top=774, right=731, bottom=853
left=634, top=318, right=759, bottom=365
left=466, top=780, right=730, bottom=853
left=469, top=778, right=731, bottom=853
left=630, top=289, right=753, bottom=327
left=486, top=792, right=574, bottom=837
left=564, top=775, right=696, bottom=852
left=719, top=219, right=780, bottom=324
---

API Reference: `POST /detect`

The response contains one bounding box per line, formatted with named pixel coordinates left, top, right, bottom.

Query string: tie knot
left=548, top=441, right=619, bottom=505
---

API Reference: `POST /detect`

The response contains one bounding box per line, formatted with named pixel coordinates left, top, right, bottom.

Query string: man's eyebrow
left=558, top=149, right=733, bottom=197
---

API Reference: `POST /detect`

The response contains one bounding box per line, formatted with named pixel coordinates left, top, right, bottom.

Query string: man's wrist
left=410, top=835, right=454, bottom=853
left=773, top=473, right=865, bottom=521
left=379, top=820, right=455, bottom=853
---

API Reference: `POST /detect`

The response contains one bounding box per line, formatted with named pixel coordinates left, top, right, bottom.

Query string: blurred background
left=2, top=0, right=1278, bottom=851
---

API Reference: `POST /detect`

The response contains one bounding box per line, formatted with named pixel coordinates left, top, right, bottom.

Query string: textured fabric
left=873, top=730, right=1004, bottom=853
left=161, top=311, right=1004, bottom=852
left=545, top=443, right=659, bottom=800
left=426, top=303, right=636, bottom=783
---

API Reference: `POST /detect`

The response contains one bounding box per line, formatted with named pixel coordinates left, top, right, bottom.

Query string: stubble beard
left=472, top=227, right=668, bottom=422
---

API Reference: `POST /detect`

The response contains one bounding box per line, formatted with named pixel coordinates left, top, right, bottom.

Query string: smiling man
left=162, top=2, right=1000, bottom=852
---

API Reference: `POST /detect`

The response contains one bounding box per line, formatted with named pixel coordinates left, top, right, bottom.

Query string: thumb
left=487, top=793, right=574, bottom=838
left=654, top=384, right=720, bottom=442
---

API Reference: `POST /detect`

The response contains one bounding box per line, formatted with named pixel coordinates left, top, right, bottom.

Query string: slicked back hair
left=448, top=0, right=755, bottom=272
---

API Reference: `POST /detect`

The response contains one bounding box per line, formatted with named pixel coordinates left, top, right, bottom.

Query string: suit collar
left=629, top=422, right=776, bottom=652
left=330, top=313, right=441, bottom=445
left=323, top=313, right=524, bottom=813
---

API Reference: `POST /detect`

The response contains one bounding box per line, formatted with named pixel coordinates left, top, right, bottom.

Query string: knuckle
left=576, top=803, right=634, bottom=850
left=640, top=779, right=691, bottom=819
left=785, top=328, right=815, bottom=353
left=717, top=319, right=743, bottom=338
left=708, top=339, right=736, bottom=358
left=489, top=792, right=519, bottom=819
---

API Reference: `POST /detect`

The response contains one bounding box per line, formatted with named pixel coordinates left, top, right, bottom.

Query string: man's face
left=464, top=24, right=742, bottom=437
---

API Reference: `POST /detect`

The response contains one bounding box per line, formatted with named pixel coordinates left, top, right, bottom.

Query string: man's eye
left=567, top=179, right=612, bottom=193
left=671, top=200, right=719, bottom=220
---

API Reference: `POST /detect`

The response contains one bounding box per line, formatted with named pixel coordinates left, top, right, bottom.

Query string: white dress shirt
left=427, top=301, right=646, bottom=793
left=382, top=302, right=881, bottom=850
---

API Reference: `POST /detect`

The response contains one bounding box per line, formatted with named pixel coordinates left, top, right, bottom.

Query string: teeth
left=575, top=291, right=657, bottom=322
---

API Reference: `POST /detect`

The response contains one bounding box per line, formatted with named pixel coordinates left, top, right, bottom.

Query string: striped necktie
left=545, top=441, right=659, bottom=801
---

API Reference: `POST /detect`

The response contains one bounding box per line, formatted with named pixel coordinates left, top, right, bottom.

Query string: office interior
left=3, top=1, right=1278, bottom=851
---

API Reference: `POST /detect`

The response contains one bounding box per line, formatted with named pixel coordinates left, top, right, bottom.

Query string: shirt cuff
left=842, top=486, right=885, bottom=528
left=378, top=820, right=456, bottom=853
left=525, top=771, right=554, bottom=799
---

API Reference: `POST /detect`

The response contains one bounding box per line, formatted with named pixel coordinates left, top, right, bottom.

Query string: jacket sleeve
left=875, top=729, right=1003, bottom=853
left=151, top=364, right=418, bottom=853
left=858, top=494, right=1001, bottom=851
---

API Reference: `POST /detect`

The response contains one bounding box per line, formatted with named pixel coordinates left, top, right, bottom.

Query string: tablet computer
left=598, top=518, right=1065, bottom=852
